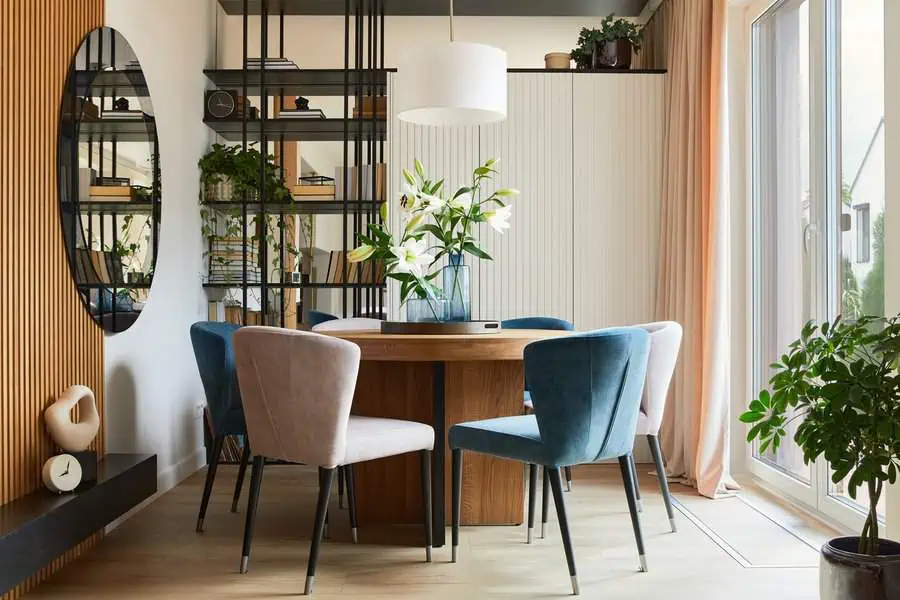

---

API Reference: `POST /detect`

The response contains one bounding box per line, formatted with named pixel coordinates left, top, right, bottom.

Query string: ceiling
left=218, top=0, right=648, bottom=17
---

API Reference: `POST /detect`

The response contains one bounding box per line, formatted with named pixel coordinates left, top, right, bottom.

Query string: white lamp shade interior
left=395, top=41, right=508, bottom=127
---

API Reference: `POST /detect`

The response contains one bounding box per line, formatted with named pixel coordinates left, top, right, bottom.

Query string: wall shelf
left=63, top=200, right=156, bottom=215
left=75, top=69, right=149, bottom=96
left=203, top=117, right=385, bottom=142
left=201, top=200, right=380, bottom=215
left=215, top=0, right=646, bottom=17
left=203, top=282, right=385, bottom=289
left=76, top=283, right=152, bottom=289
left=78, top=118, right=157, bottom=142
left=204, top=68, right=392, bottom=97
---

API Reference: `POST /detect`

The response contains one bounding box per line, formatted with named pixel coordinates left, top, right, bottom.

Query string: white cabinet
left=386, top=72, right=665, bottom=326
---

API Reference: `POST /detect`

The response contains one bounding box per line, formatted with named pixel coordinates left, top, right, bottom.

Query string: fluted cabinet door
left=476, top=73, right=574, bottom=322
left=572, top=74, right=666, bottom=330
left=387, top=73, right=480, bottom=320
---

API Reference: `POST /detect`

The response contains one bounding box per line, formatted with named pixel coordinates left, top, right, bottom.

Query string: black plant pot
left=592, top=39, right=633, bottom=70
left=820, top=537, right=900, bottom=599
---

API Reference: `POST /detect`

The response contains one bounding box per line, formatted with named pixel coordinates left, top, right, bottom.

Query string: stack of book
left=75, top=249, right=124, bottom=285
left=208, top=237, right=261, bottom=284
left=278, top=108, right=326, bottom=119
left=324, top=251, right=385, bottom=284
left=334, top=163, right=386, bottom=201
left=102, top=109, right=151, bottom=120
left=247, top=57, right=299, bottom=70
left=89, top=183, right=133, bottom=203
left=352, top=96, right=387, bottom=119
left=293, top=183, right=336, bottom=201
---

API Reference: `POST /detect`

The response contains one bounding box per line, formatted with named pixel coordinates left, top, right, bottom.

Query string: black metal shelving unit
left=61, top=28, right=162, bottom=334
left=204, top=0, right=387, bottom=326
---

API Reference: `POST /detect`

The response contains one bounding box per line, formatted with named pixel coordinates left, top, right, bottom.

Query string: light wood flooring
left=30, top=464, right=829, bottom=599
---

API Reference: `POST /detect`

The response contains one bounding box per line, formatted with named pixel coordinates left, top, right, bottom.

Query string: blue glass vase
left=443, top=254, right=471, bottom=321
left=406, top=297, right=449, bottom=323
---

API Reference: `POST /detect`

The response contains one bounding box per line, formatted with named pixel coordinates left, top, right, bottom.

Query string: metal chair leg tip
left=240, top=556, right=249, bottom=574
left=451, top=545, right=458, bottom=563
left=323, top=524, right=329, bottom=540
left=304, top=575, right=315, bottom=595
left=195, top=518, right=204, bottom=533
left=351, top=527, right=359, bottom=544
left=527, top=527, right=533, bottom=544
left=426, top=546, right=433, bottom=563
left=570, top=575, right=580, bottom=595
left=541, top=522, right=546, bottom=539
left=566, top=480, right=572, bottom=492
left=230, top=502, right=239, bottom=513
left=338, top=496, right=344, bottom=510
left=669, top=518, right=677, bottom=533
left=637, top=498, right=643, bottom=513
left=639, top=555, right=648, bottom=573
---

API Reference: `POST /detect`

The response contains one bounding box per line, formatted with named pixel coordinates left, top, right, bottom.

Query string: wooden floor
left=30, top=465, right=825, bottom=599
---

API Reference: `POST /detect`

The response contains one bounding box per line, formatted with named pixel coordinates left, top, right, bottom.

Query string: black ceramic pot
left=820, top=537, right=900, bottom=599
left=592, top=39, right=633, bottom=69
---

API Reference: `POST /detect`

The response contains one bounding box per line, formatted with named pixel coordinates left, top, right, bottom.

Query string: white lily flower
left=390, top=238, right=433, bottom=276
left=419, top=193, right=446, bottom=213
left=485, top=205, right=512, bottom=233
left=398, top=182, right=420, bottom=211
left=448, top=191, right=473, bottom=212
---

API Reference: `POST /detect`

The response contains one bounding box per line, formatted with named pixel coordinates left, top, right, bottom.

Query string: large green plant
left=741, top=315, right=900, bottom=556
left=572, top=14, right=643, bottom=69
left=198, top=143, right=290, bottom=203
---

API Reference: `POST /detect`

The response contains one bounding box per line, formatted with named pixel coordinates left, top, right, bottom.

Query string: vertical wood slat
left=1, top=1, right=104, bottom=598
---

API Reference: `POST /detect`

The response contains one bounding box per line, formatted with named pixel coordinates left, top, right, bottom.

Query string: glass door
left=747, top=0, right=885, bottom=530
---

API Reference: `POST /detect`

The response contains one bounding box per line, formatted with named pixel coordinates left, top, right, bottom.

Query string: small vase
left=406, top=297, right=449, bottom=323
left=443, top=254, right=471, bottom=321
left=592, top=39, right=633, bottom=69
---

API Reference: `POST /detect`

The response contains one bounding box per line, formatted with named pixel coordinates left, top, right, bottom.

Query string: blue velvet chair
left=449, top=328, right=651, bottom=596
left=306, top=310, right=339, bottom=327
left=502, top=317, right=577, bottom=494
left=190, top=321, right=251, bottom=532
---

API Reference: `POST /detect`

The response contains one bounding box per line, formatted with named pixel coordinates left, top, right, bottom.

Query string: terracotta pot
left=592, top=39, right=633, bottom=70
left=544, top=52, right=571, bottom=70
left=820, top=537, right=900, bottom=600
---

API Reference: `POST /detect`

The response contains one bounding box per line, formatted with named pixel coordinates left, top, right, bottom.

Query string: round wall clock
left=207, top=90, right=236, bottom=119
left=42, top=454, right=83, bottom=493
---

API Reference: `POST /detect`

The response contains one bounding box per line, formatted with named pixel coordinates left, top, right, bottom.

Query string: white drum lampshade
left=396, top=41, right=508, bottom=126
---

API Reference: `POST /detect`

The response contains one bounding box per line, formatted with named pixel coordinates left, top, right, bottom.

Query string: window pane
left=834, top=0, right=885, bottom=518
left=751, top=0, right=811, bottom=483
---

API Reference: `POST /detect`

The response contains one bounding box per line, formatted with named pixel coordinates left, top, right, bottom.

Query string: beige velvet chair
left=311, top=317, right=382, bottom=332
left=233, top=327, right=435, bottom=595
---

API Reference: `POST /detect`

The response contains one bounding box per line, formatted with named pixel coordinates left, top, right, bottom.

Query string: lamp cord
left=449, top=0, right=454, bottom=41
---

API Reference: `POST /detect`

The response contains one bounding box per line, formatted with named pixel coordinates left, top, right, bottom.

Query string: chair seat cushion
left=634, top=409, right=649, bottom=436
left=343, top=416, right=435, bottom=465
left=449, top=415, right=551, bottom=466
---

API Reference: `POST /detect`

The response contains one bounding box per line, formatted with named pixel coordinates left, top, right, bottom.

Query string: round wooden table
left=324, top=329, right=570, bottom=546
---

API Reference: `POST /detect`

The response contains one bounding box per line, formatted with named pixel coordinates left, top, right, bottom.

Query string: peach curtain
left=643, top=0, right=738, bottom=498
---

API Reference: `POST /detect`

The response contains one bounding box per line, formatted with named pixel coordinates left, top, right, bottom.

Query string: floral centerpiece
left=348, top=158, right=518, bottom=322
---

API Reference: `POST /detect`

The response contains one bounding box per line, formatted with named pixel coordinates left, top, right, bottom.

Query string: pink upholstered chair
left=631, top=321, right=682, bottom=533
left=233, top=327, right=435, bottom=595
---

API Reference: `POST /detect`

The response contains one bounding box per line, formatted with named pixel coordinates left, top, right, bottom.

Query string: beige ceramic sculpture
left=44, top=385, right=100, bottom=452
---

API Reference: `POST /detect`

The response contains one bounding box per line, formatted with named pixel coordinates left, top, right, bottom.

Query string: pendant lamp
left=395, top=0, right=507, bottom=126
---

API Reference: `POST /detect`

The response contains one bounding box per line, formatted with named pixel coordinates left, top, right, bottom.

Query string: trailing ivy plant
left=198, top=143, right=291, bottom=203
left=741, top=315, right=900, bottom=556
left=572, top=14, right=643, bottom=69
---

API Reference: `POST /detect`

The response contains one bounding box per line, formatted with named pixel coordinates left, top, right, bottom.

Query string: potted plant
left=572, top=14, right=642, bottom=70
left=347, top=158, right=518, bottom=322
left=741, top=315, right=900, bottom=599
left=198, top=143, right=290, bottom=204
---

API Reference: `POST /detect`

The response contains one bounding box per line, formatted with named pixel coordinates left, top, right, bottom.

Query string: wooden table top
left=324, top=329, right=572, bottom=362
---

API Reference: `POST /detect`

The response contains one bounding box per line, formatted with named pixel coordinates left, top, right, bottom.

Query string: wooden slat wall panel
left=572, top=74, right=666, bottom=330
left=0, top=1, right=104, bottom=598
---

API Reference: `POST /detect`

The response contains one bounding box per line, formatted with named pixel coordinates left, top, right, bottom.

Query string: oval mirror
left=58, top=27, right=159, bottom=333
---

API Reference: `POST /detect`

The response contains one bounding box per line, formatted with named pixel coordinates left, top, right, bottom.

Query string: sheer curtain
left=641, top=0, right=738, bottom=498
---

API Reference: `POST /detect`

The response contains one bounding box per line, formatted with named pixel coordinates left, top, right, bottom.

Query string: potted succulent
left=741, top=315, right=900, bottom=599
left=572, top=14, right=643, bottom=70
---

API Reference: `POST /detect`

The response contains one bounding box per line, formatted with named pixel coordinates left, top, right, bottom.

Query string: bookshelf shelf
left=78, top=117, right=157, bottom=142
left=203, top=282, right=385, bottom=289
left=203, top=117, right=385, bottom=142
left=201, top=200, right=381, bottom=216
left=76, top=283, right=152, bottom=289
left=204, top=68, right=392, bottom=97
left=64, top=200, right=156, bottom=215
left=75, top=69, right=149, bottom=96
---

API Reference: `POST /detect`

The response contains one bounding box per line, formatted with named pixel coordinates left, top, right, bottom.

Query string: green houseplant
left=572, top=14, right=643, bottom=70
left=198, top=143, right=290, bottom=204
left=741, top=315, right=900, bottom=598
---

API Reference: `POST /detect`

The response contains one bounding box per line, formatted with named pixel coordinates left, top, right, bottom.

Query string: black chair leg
left=451, top=448, right=462, bottom=563
left=421, top=450, right=433, bottom=562
left=337, top=465, right=345, bottom=509
left=526, top=464, right=537, bottom=544
left=240, top=455, right=266, bottom=573
left=647, top=435, right=677, bottom=532
left=629, top=454, right=643, bottom=513
left=346, top=464, right=358, bottom=543
left=548, top=466, right=579, bottom=595
left=619, top=454, right=647, bottom=573
left=318, top=469, right=331, bottom=540
left=305, top=467, right=335, bottom=595
left=196, top=435, right=224, bottom=533
left=564, top=466, right=573, bottom=492
left=541, top=466, right=550, bottom=539
left=231, top=442, right=251, bottom=513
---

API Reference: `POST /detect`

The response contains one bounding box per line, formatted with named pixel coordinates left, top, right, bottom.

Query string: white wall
left=104, top=0, right=215, bottom=492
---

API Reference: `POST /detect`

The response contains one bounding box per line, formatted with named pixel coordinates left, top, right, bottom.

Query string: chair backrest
left=635, top=321, right=683, bottom=436
left=306, top=309, right=339, bottom=327
left=190, top=321, right=244, bottom=435
left=524, top=327, right=650, bottom=465
left=312, top=317, right=382, bottom=332
left=233, top=327, right=361, bottom=467
left=501, top=317, right=574, bottom=331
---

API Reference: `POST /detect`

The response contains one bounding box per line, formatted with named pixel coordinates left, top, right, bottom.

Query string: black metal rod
left=353, top=0, right=362, bottom=315
left=367, top=0, right=375, bottom=315
left=260, top=0, right=269, bottom=323
left=432, top=362, right=446, bottom=547
left=279, top=135, right=285, bottom=329
left=342, top=0, right=350, bottom=317
left=111, top=136, right=117, bottom=178
left=241, top=0, right=249, bottom=324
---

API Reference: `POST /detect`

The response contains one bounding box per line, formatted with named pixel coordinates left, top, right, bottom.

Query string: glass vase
left=443, top=253, right=471, bottom=321
left=406, top=297, right=449, bottom=323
